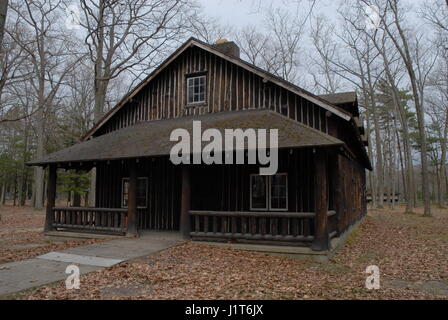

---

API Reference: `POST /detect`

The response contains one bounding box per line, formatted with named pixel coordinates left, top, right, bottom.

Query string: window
left=187, top=75, right=206, bottom=104
left=122, top=177, right=148, bottom=208
left=269, top=174, right=288, bottom=210
left=250, top=174, right=288, bottom=211
left=250, top=175, right=268, bottom=210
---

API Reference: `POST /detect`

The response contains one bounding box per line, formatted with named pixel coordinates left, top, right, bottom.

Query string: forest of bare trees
left=0, top=0, right=447, bottom=216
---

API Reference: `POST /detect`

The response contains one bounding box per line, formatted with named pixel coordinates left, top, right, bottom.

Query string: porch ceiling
left=27, top=109, right=343, bottom=166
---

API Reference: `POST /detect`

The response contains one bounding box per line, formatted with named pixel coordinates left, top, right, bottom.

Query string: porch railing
left=190, top=210, right=337, bottom=243
left=52, top=207, right=127, bottom=234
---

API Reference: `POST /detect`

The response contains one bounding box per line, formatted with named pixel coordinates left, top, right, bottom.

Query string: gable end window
left=122, top=177, right=148, bottom=208
left=187, top=75, right=206, bottom=105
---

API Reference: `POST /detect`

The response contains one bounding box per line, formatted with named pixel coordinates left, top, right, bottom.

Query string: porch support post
left=44, top=165, right=57, bottom=232
left=311, top=149, right=330, bottom=251
left=180, top=165, right=191, bottom=239
left=330, top=152, right=342, bottom=236
left=126, top=160, right=138, bottom=236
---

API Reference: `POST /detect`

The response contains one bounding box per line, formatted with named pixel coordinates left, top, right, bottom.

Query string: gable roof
left=83, top=37, right=352, bottom=141
left=28, top=109, right=343, bottom=166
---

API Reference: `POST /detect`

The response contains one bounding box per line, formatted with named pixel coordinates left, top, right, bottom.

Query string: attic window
left=187, top=75, right=206, bottom=105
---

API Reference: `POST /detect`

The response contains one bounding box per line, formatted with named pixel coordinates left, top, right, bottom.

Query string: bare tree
left=310, top=6, right=387, bottom=208
left=0, top=21, right=32, bottom=122
left=78, top=0, right=195, bottom=206
left=0, top=0, right=7, bottom=49
left=188, top=12, right=233, bottom=44
left=78, top=0, right=195, bottom=122
left=374, top=0, right=436, bottom=216
left=8, top=0, right=85, bottom=208
left=309, top=15, right=343, bottom=94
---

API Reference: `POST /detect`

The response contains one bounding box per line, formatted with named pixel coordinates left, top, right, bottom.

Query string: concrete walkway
left=0, top=231, right=184, bottom=296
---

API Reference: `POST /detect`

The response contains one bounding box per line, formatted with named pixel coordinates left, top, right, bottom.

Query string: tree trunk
left=440, top=109, right=448, bottom=206
left=0, top=0, right=8, bottom=50
left=33, top=59, right=47, bottom=209
left=365, top=101, right=377, bottom=208
left=365, top=66, right=384, bottom=208
left=0, top=182, right=5, bottom=205
left=383, top=0, right=431, bottom=216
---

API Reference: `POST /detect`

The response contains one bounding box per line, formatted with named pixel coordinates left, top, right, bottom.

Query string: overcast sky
left=198, top=0, right=425, bottom=29
left=198, top=0, right=336, bottom=27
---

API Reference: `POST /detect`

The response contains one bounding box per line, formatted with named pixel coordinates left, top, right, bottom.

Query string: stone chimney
left=213, top=39, right=240, bottom=58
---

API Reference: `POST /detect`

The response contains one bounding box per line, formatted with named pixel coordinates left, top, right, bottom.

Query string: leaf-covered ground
left=0, top=203, right=106, bottom=264
left=9, top=205, right=448, bottom=299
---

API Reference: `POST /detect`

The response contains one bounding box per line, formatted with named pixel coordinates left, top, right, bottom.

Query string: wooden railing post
left=44, top=165, right=57, bottom=232
left=126, top=160, right=138, bottom=236
left=311, top=149, right=330, bottom=251
left=180, top=165, right=191, bottom=239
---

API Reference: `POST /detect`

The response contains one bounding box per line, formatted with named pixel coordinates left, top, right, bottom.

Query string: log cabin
left=28, top=38, right=371, bottom=251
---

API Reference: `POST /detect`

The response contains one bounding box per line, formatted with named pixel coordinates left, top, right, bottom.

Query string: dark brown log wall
left=94, top=46, right=330, bottom=137
left=96, top=158, right=182, bottom=230
left=95, top=149, right=317, bottom=231
left=336, top=154, right=367, bottom=233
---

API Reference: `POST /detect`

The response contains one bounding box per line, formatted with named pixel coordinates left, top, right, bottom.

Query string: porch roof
left=27, top=109, right=343, bottom=166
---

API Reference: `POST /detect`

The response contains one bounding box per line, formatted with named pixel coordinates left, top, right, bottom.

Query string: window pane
left=251, top=175, right=267, bottom=209
left=122, top=179, right=129, bottom=207
left=122, top=178, right=147, bottom=208
left=188, top=86, right=194, bottom=103
left=270, top=174, right=287, bottom=210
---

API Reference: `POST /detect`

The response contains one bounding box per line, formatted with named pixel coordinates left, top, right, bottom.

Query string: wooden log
left=311, top=150, right=330, bottom=251
left=44, top=165, right=57, bottom=232
left=180, top=165, right=191, bottom=239
left=188, top=210, right=315, bottom=218
left=190, top=231, right=314, bottom=242
left=126, top=161, right=138, bottom=236
left=330, top=153, right=342, bottom=236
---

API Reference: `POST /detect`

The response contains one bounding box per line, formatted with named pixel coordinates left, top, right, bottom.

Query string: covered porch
left=28, top=109, right=353, bottom=251
left=36, top=148, right=342, bottom=252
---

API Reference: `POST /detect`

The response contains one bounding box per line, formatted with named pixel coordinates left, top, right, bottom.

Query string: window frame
left=121, top=177, right=148, bottom=209
left=186, top=74, right=207, bottom=105
left=249, top=173, right=288, bottom=211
